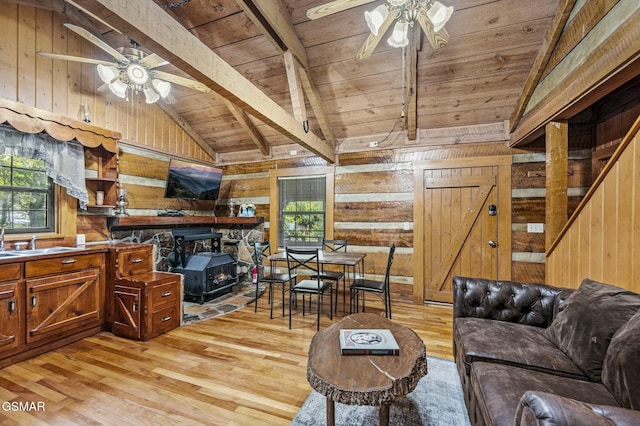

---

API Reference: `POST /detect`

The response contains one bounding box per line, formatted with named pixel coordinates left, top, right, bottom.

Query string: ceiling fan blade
left=63, top=23, right=129, bottom=63
left=152, top=70, right=211, bottom=93
left=417, top=14, right=449, bottom=50
left=307, top=0, right=377, bottom=20
left=37, top=52, right=114, bottom=66
left=139, top=53, right=169, bottom=70
left=356, top=11, right=394, bottom=60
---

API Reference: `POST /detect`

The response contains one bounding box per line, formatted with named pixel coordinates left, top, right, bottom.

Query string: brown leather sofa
left=452, top=276, right=640, bottom=426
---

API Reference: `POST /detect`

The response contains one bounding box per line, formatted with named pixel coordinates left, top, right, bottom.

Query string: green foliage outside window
left=282, top=200, right=325, bottom=245
left=0, top=154, right=53, bottom=232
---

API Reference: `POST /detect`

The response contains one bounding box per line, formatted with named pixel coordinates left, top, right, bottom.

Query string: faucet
left=31, top=235, right=37, bottom=250
left=0, top=227, right=4, bottom=251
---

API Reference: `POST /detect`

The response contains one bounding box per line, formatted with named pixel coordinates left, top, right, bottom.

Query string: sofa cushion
left=543, top=278, right=640, bottom=382
left=470, top=362, right=620, bottom=426
left=602, top=309, right=640, bottom=410
left=455, top=318, right=586, bottom=379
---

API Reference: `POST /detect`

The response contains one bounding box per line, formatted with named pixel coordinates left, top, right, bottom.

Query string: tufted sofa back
left=453, top=276, right=572, bottom=328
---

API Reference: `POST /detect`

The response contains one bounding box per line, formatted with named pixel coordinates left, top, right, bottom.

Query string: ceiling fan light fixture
left=109, top=79, right=128, bottom=99
left=152, top=79, right=171, bottom=98
left=126, top=63, right=149, bottom=86
left=387, top=21, right=409, bottom=48
left=97, top=64, right=118, bottom=85
left=427, top=1, right=454, bottom=32
left=143, top=86, right=160, bottom=104
left=364, top=5, right=389, bottom=36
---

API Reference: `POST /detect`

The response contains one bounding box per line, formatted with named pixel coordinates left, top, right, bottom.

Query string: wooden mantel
left=109, top=215, right=264, bottom=229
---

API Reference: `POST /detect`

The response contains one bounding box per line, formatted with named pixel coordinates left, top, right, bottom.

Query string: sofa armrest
left=515, top=391, right=640, bottom=426
left=452, top=276, right=568, bottom=328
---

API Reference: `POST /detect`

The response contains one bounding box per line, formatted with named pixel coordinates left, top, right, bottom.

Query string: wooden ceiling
left=20, top=0, right=565, bottom=162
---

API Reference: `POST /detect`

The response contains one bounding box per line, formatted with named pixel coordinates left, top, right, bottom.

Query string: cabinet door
left=112, top=284, right=142, bottom=340
left=0, top=281, right=24, bottom=353
left=26, top=268, right=103, bottom=344
left=116, top=247, right=153, bottom=279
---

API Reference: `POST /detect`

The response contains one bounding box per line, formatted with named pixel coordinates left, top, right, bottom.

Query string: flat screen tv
left=164, top=159, right=223, bottom=200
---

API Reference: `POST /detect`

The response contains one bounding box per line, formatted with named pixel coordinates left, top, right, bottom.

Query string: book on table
left=339, top=329, right=399, bottom=356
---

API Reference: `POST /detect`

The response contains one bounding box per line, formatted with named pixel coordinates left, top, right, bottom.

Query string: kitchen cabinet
left=107, top=244, right=181, bottom=341
left=0, top=264, right=24, bottom=354
left=0, top=250, right=106, bottom=368
left=112, top=272, right=181, bottom=341
left=24, top=253, right=105, bottom=344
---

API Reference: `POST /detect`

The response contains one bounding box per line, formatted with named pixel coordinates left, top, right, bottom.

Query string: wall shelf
left=108, top=215, right=264, bottom=230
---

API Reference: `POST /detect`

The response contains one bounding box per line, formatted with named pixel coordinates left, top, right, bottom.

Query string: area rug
left=290, top=356, right=470, bottom=426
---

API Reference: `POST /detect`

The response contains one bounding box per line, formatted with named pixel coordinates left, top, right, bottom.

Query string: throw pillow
left=543, top=278, right=640, bottom=382
left=602, top=309, right=640, bottom=410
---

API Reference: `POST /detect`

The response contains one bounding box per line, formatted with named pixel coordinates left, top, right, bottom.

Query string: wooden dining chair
left=349, top=244, right=396, bottom=318
left=253, top=242, right=295, bottom=318
left=310, top=238, right=347, bottom=312
left=286, top=247, right=334, bottom=331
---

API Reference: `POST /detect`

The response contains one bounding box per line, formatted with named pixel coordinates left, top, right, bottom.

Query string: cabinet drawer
left=117, top=247, right=153, bottom=278
left=150, top=280, right=180, bottom=311
left=149, top=305, right=179, bottom=338
left=0, top=263, right=22, bottom=282
left=25, top=253, right=104, bottom=278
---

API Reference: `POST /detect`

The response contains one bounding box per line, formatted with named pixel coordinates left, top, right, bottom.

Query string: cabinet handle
left=61, top=258, right=77, bottom=264
left=31, top=296, right=37, bottom=307
left=161, top=291, right=172, bottom=297
left=161, top=316, right=171, bottom=322
left=8, top=300, right=15, bottom=313
left=133, top=303, right=138, bottom=313
left=131, top=258, right=143, bottom=263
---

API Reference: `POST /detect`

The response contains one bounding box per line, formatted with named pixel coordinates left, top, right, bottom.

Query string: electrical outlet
left=527, top=223, right=544, bottom=233
left=369, top=141, right=378, bottom=147
left=76, top=234, right=86, bottom=246
left=290, top=150, right=297, bottom=156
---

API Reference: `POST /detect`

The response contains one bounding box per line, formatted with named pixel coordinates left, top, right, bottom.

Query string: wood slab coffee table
left=307, top=313, right=428, bottom=426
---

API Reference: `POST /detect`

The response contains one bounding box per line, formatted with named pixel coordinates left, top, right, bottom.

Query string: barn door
left=413, top=156, right=511, bottom=304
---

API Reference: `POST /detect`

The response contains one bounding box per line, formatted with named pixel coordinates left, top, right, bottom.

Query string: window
left=0, top=154, right=54, bottom=233
left=279, top=175, right=326, bottom=247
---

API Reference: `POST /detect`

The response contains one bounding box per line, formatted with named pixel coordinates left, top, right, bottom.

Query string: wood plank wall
left=0, top=4, right=210, bottom=160
left=511, top=151, right=591, bottom=282
left=1, top=4, right=214, bottom=241
left=547, top=114, right=640, bottom=293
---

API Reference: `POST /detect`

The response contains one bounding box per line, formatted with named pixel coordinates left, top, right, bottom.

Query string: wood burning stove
left=169, top=228, right=239, bottom=304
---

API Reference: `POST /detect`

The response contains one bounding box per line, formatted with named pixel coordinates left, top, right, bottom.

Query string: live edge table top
left=307, top=313, right=428, bottom=407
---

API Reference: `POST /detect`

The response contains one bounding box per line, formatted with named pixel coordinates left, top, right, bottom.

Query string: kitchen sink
left=1, top=246, right=83, bottom=256
left=0, top=252, right=21, bottom=258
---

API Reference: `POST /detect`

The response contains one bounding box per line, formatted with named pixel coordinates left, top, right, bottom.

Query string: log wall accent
left=511, top=150, right=591, bottom=283
left=547, top=114, right=640, bottom=293
left=0, top=4, right=210, bottom=162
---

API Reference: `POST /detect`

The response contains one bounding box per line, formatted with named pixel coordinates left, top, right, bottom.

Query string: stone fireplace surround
left=108, top=217, right=265, bottom=286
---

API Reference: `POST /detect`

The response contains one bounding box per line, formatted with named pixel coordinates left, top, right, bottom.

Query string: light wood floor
left=0, top=294, right=454, bottom=426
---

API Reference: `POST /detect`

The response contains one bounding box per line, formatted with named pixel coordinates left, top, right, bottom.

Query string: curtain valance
left=0, top=126, right=88, bottom=206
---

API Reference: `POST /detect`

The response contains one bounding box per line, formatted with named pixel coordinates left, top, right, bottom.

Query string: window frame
left=0, top=155, right=56, bottom=234
left=269, top=166, right=334, bottom=250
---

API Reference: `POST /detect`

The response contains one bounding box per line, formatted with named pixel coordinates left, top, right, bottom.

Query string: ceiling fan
left=38, top=23, right=211, bottom=104
left=307, top=0, right=453, bottom=59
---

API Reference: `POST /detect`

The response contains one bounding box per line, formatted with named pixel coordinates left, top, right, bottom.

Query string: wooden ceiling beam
left=509, top=0, right=577, bottom=132
left=405, top=27, right=420, bottom=141
left=222, top=99, right=270, bottom=156
left=283, top=50, right=307, bottom=124
left=235, top=0, right=336, bottom=149
left=71, top=0, right=335, bottom=163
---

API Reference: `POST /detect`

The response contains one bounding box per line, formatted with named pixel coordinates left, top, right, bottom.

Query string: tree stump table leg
left=326, top=396, right=335, bottom=426
left=379, top=404, right=389, bottom=426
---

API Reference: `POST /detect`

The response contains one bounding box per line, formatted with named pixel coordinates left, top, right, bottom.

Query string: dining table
left=268, top=249, right=366, bottom=313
